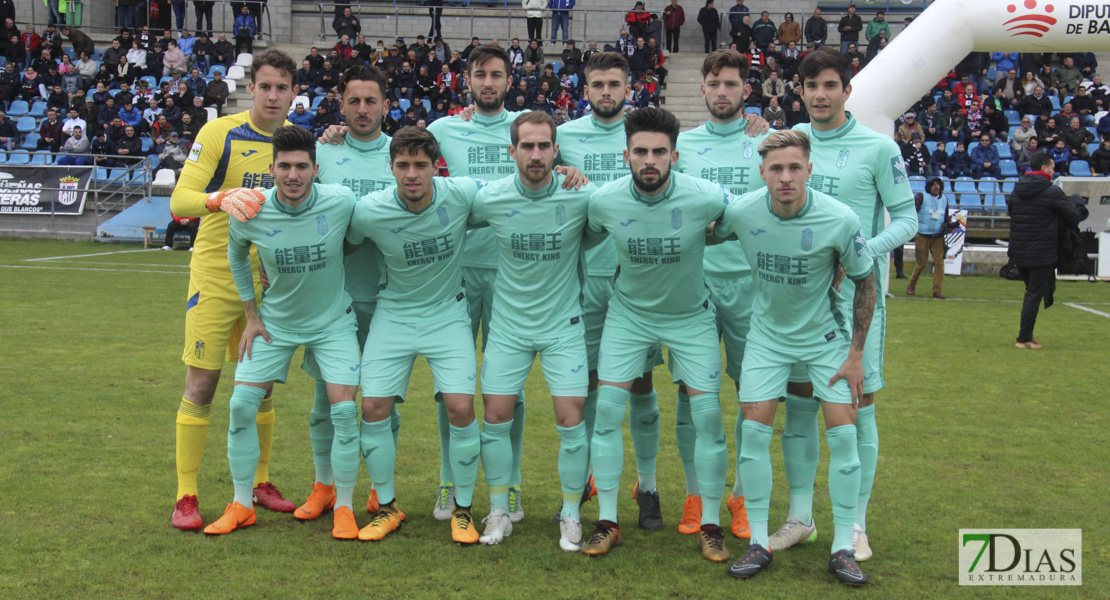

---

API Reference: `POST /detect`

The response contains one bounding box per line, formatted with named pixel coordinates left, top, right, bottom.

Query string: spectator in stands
left=194, top=1, right=215, bottom=36
left=210, top=33, right=233, bottom=68
left=803, top=7, right=826, bottom=47
left=178, top=29, right=195, bottom=64
left=20, top=66, right=42, bottom=101
left=334, top=34, right=353, bottom=61
left=1016, top=138, right=1041, bottom=174
left=115, top=125, right=142, bottom=163
left=906, top=177, right=951, bottom=299
left=137, top=25, right=152, bottom=51
left=162, top=95, right=182, bottom=127
left=296, top=59, right=317, bottom=98
left=731, top=13, right=752, bottom=51
left=761, top=70, right=786, bottom=108
left=234, top=5, right=256, bottom=55
left=948, top=141, right=973, bottom=178
left=903, top=135, right=931, bottom=176
left=1089, top=138, right=1110, bottom=175
left=562, top=40, right=583, bottom=77
left=784, top=98, right=807, bottom=127
left=428, top=0, right=444, bottom=40
left=46, top=82, right=67, bottom=111
left=1051, top=57, right=1081, bottom=99
left=151, top=112, right=173, bottom=141
left=762, top=94, right=784, bottom=125
left=697, top=1, right=719, bottom=54
left=896, top=112, right=925, bottom=146
left=994, top=68, right=1022, bottom=109
left=91, top=129, right=116, bottom=166
left=749, top=11, right=774, bottom=50
left=1037, top=115, right=1064, bottom=148
left=843, top=42, right=864, bottom=68
left=312, top=104, right=336, bottom=138
left=971, top=133, right=1002, bottom=178
left=1008, top=153, right=1088, bottom=348
left=36, top=107, right=64, bottom=152
left=395, top=61, right=416, bottom=100
left=524, top=38, right=545, bottom=73
left=97, top=97, right=118, bottom=126
left=936, top=88, right=957, bottom=116
left=630, top=79, right=651, bottom=108
left=626, top=2, right=651, bottom=40
left=55, top=124, right=90, bottom=165
left=981, top=103, right=1009, bottom=143
left=75, top=50, right=97, bottom=87
left=1071, top=85, right=1097, bottom=127
left=21, top=24, right=40, bottom=64
left=204, top=69, right=228, bottom=115
left=1062, top=116, right=1094, bottom=162
left=1011, top=115, right=1036, bottom=152
left=62, top=107, right=86, bottom=137
left=1097, top=111, right=1110, bottom=141
left=930, top=141, right=950, bottom=177
left=333, top=7, right=361, bottom=40
left=162, top=212, right=200, bottom=251
left=158, top=130, right=188, bottom=171
left=865, top=10, right=890, bottom=47
left=838, top=4, right=863, bottom=54
left=289, top=101, right=314, bottom=130
left=550, top=0, right=574, bottom=45
left=186, top=96, right=207, bottom=127
left=1019, top=69, right=1043, bottom=98
left=661, top=0, right=685, bottom=54
left=119, top=100, right=143, bottom=131
left=183, top=67, right=205, bottom=98
left=102, top=38, right=123, bottom=72
left=0, top=110, right=16, bottom=151
left=163, top=39, right=186, bottom=77
left=60, top=26, right=94, bottom=60
left=142, top=98, right=163, bottom=126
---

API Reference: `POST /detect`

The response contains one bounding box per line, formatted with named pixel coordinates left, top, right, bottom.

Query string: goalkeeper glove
left=205, top=188, right=266, bottom=222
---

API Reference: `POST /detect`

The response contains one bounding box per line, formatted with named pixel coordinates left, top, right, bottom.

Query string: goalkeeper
left=168, top=49, right=300, bottom=531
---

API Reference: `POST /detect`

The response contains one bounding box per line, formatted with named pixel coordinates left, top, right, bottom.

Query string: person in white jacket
left=127, top=40, right=148, bottom=71
left=524, top=0, right=547, bottom=43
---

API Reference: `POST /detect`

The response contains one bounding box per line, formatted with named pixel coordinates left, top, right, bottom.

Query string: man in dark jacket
left=61, top=27, right=95, bottom=59
left=837, top=5, right=862, bottom=54
left=1007, top=153, right=1089, bottom=348
left=805, top=8, right=827, bottom=47
left=697, top=0, right=720, bottom=54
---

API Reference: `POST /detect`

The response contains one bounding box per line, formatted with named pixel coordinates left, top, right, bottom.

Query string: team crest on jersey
left=890, top=156, right=909, bottom=184
left=194, top=341, right=205, bottom=359
left=671, top=208, right=682, bottom=229
left=437, top=206, right=449, bottom=227
left=555, top=203, right=566, bottom=225
left=836, top=148, right=850, bottom=168
left=801, top=227, right=814, bottom=251
left=742, top=141, right=754, bottom=160
left=317, top=214, right=328, bottom=235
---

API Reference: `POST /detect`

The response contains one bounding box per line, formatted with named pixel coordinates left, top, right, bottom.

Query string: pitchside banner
left=959, top=529, right=1082, bottom=585
left=0, top=166, right=92, bottom=215
left=944, top=209, right=968, bottom=276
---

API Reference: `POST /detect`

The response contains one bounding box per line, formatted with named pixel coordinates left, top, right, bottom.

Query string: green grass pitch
left=0, top=238, right=1106, bottom=599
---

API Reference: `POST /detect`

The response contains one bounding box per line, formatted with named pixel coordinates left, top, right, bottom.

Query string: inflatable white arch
left=847, top=0, right=1110, bottom=134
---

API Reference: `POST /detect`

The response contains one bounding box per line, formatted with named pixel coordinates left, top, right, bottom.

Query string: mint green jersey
left=716, top=187, right=873, bottom=348
left=347, top=177, right=482, bottom=323
left=556, top=114, right=628, bottom=276
left=316, top=133, right=393, bottom=303
left=793, top=113, right=917, bottom=257
left=675, top=117, right=768, bottom=278
left=588, top=173, right=731, bottom=321
left=427, top=111, right=518, bottom=269
left=471, top=173, right=594, bottom=337
left=228, top=183, right=356, bottom=332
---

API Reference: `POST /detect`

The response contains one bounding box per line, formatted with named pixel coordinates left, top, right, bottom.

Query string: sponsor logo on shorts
left=362, top=447, right=376, bottom=458
left=708, top=370, right=720, bottom=380
left=194, top=340, right=205, bottom=359
left=456, top=292, right=465, bottom=302
left=571, top=364, right=584, bottom=373
left=569, top=316, right=579, bottom=325
left=824, top=331, right=837, bottom=341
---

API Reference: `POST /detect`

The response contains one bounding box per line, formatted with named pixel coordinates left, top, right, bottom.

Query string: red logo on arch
left=1005, top=0, right=1057, bottom=38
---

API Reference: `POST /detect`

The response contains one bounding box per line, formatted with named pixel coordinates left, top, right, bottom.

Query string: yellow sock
left=255, top=397, right=275, bottom=485
left=176, top=397, right=211, bottom=499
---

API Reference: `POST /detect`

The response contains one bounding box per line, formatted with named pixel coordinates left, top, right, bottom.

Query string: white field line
left=1065, top=303, right=1110, bottom=319
left=24, top=248, right=161, bottom=262
left=0, top=265, right=187, bottom=275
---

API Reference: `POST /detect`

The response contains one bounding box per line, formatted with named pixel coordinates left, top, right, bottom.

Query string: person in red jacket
left=626, top=2, right=651, bottom=40
left=162, top=211, right=200, bottom=251
left=663, top=0, right=686, bottom=53
left=37, top=107, right=66, bottom=152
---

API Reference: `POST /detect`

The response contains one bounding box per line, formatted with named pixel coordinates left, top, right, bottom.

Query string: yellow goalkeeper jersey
left=170, top=111, right=292, bottom=279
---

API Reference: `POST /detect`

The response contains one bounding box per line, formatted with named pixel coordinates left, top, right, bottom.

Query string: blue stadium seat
left=208, top=65, right=227, bottom=78
left=140, top=76, right=157, bottom=89
left=146, top=155, right=161, bottom=169
left=1000, top=159, right=1018, bottom=177
left=1087, top=126, right=1098, bottom=138
left=1069, top=160, right=1092, bottom=176
left=1009, top=125, right=1020, bottom=139
left=63, top=47, right=76, bottom=60
left=1005, top=110, right=1020, bottom=126
left=5, top=151, right=30, bottom=164
left=141, top=137, right=153, bottom=153
left=131, top=170, right=150, bottom=186
left=16, top=115, right=36, bottom=134
left=569, top=73, right=579, bottom=87
left=995, top=142, right=1012, bottom=159
left=109, top=168, right=130, bottom=183
left=953, top=178, right=981, bottom=210
left=92, top=168, right=110, bottom=183
left=108, top=89, right=120, bottom=98
left=744, top=107, right=761, bottom=115
left=398, top=98, right=411, bottom=111
left=941, top=192, right=958, bottom=210
left=1063, top=95, right=1073, bottom=106
left=1050, top=96, right=1061, bottom=111
left=28, top=101, right=47, bottom=118
left=29, top=151, right=51, bottom=165
left=421, top=98, right=431, bottom=112
left=20, top=132, right=40, bottom=150
left=1088, top=143, right=1100, bottom=155
left=550, top=61, right=563, bottom=75
left=924, top=141, right=938, bottom=153
left=945, top=141, right=958, bottom=154
left=308, top=95, right=322, bottom=110
left=1001, top=178, right=1017, bottom=194
left=0, top=56, right=6, bottom=67
left=7, top=100, right=29, bottom=117
left=909, top=176, right=926, bottom=193
left=978, top=180, right=1003, bottom=212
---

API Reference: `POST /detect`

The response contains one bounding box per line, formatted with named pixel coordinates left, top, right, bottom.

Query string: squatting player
left=294, top=65, right=404, bottom=523
left=345, top=127, right=486, bottom=545
left=582, top=108, right=732, bottom=563
left=170, top=50, right=299, bottom=530
left=672, top=48, right=769, bottom=539
left=716, top=130, right=875, bottom=587
left=772, top=47, right=915, bottom=560
left=203, top=126, right=361, bottom=539
left=472, top=112, right=594, bottom=551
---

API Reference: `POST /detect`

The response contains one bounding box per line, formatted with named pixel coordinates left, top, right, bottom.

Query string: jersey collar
left=514, top=172, right=562, bottom=199
left=473, top=109, right=510, bottom=127
left=345, top=131, right=388, bottom=153
left=393, top=178, right=439, bottom=214
left=588, top=114, right=625, bottom=132
left=705, top=117, right=748, bottom=137
left=272, top=185, right=318, bottom=215
left=808, top=111, right=857, bottom=141
left=764, top=186, right=815, bottom=221
left=629, top=173, right=676, bottom=205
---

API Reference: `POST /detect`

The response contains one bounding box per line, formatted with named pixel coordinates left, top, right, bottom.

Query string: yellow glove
left=205, top=188, right=266, bottom=222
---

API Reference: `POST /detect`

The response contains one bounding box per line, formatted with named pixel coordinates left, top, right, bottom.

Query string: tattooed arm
left=829, top=270, right=876, bottom=406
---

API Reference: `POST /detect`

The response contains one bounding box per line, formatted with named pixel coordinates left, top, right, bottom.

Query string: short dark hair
left=251, top=49, right=297, bottom=86
left=466, top=44, right=511, bottom=76
left=584, top=51, right=629, bottom=79
left=390, top=126, right=441, bottom=162
left=798, top=46, right=852, bottom=88
left=701, top=49, right=750, bottom=80
left=338, top=64, right=388, bottom=99
left=272, top=125, right=316, bottom=163
left=1030, top=153, right=1054, bottom=171
left=624, top=107, right=680, bottom=149
left=510, top=111, right=557, bottom=145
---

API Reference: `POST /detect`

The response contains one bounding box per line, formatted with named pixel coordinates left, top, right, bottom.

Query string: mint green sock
left=783, top=394, right=820, bottom=525
left=330, top=401, right=360, bottom=510
left=360, top=417, right=396, bottom=504
left=510, top=391, right=525, bottom=488
left=390, top=404, right=402, bottom=448
left=583, top=387, right=598, bottom=486
left=592, top=385, right=629, bottom=523
left=435, top=394, right=453, bottom=486
left=228, top=384, right=266, bottom=506
left=309, top=380, right=334, bottom=485
left=675, top=389, right=698, bottom=495
left=738, top=420, right=774, bottom=548
left=336, top=485, right=355, bottom=512
left=730, top=411, right=743, bottom=497
left=450, top=418, right=481, bottom=507
left=481, top=419, right=513, bottom=509
left=855, top=405, right=878, bottom=532
left=826, top=424, right=861, bottom=552
left=629, top=390, right=659, bottom=492
left=557, top=421, right=588, bottom=514
left=690, top=392, right=726, bottom=526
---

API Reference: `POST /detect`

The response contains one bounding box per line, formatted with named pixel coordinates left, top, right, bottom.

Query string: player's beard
left=631, top=164, right=670, bottom=194
left=590, top=96, right=623, bottom=120
left=705, top=95, right=742, bottom=122
left=473, top=86, right=507, bottom=113
left=520, top=159, right=553, bottom=187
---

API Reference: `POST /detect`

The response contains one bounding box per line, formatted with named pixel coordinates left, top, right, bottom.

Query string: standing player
left=771, top=46, right=915, bottom=560
left=170, top=50, right=298, bottom=531
left=202, top=126, right=362, bottom=538
left=473, top=112, right=593, bottom=551
left=581, top=108, right=732, bottom=562
left=346, top=127, right=485, bottom=545
left=716, top=130, right=875, bottom=586
left=555, top=51, right=665, bottom=530
left=672, top=48, right=768, bottom=539
left=294, top=65, right=403, bottom=522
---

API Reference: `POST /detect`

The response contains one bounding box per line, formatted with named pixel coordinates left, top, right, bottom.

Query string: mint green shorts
left=301, top=300, right=375, bottom=381
left=481, top=323, right=589, bottom=397
left=235, top=309, right=360, bottom=386
left=463, top=266, right=497, bottom=352
left=360, top=313, right=477, bottom=400
left=584, top=274, right=663, bottom=373
left=835, top=257, right=887, bottom=394
left=706, top=274, right=755, bottom=382
left=599, top=299, right=721, bottom=393
left=738, top=335, right=854, bottom=404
